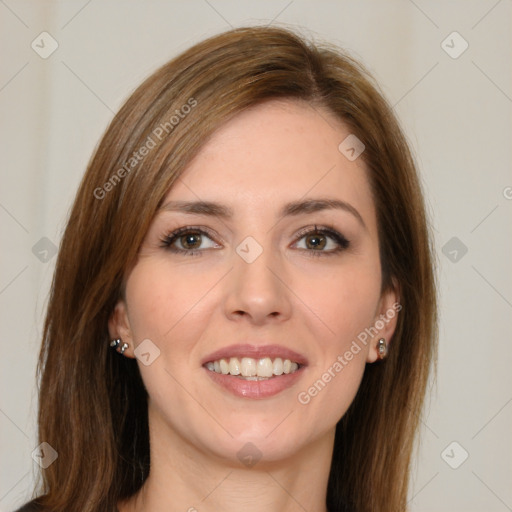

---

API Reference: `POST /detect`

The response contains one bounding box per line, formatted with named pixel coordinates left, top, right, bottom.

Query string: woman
left=17, top=25, right=437, bottom=512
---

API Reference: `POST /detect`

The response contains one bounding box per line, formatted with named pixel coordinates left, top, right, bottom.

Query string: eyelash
left=160, top=225, right=350, bottom=258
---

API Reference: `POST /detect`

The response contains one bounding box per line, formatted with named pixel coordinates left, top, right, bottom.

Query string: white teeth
left=257, top=357, right=273, bottom=377
left=228, top=357, right=241, bottom=375
left=273, top=357, right=284, bottom=375
left=219, top=358, right=230, bottom=375
left=205, top=356, right=301, bottom=377
left=240, top=357, right=257, bottom=377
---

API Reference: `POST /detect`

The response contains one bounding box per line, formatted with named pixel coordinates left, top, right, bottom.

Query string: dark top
left=14, top=501, right=41, bottom=512
left=14, top=500, right=120, bottom=512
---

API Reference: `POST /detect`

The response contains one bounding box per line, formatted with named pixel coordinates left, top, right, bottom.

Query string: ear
left=366, top=278, right=401, bottom=363
left=108, top=299, right=135, bottom=359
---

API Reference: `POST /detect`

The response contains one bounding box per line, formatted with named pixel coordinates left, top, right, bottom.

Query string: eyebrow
left=159, top=197, right=366, bottom=230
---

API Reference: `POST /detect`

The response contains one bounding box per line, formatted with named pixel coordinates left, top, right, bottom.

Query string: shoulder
left=13, top=499, right=43, bottom=512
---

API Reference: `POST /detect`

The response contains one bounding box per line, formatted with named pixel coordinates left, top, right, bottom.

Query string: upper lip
left=201, top=344, right=308, bottom=367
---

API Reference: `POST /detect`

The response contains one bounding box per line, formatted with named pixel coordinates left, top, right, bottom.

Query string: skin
left=110, top=99, right=398, bottom=512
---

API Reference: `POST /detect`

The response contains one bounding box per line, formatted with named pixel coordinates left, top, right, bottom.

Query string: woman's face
left=110, top=99, right=398, bottom=464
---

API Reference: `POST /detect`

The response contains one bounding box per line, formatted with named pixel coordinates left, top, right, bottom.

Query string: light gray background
left=1, top=1, right=511, bottom=511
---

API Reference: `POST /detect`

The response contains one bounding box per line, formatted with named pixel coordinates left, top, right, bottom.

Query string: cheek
left=297, top=355, right=366, bottom=425
left=124, top=273, right=168, bottom=341
left=124, top=262, right=211, bottom=407
left=290, top=261, right=381, bottom=423
left=124, top=259, right=213, bottom=342
left=296, top=260, right=382, bottom=349
left=295, top=275, right=377, bottom=428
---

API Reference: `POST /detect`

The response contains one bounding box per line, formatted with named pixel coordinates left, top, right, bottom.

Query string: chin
left=216, top=435, right=305, bottom=468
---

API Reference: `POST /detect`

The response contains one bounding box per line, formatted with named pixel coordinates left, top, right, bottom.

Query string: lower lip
left=203, top=366, right=306, bottom=399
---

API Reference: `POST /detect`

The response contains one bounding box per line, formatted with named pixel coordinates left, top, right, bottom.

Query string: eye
left=293, top=225, right=350, bottom=256
left=161, top=226, right=220, bottom=256
left=160, top=224, right=349, bottom=257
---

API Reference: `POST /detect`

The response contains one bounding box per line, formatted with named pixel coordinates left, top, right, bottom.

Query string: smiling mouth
left=204, top=356, right=301, bottom=380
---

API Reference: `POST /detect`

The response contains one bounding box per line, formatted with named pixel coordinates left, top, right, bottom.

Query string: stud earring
left=377, top=338, right=387, bottom=360
left=110, top=338, right=129, bottom=355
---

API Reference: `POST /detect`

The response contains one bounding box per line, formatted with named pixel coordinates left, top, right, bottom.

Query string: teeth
left=219, top=358, right=230, bottom=375
left=228, top=357, right=241, bottom=375
left=273, top=357, right=284, bottom=375
left=240, top=357, right=257, bottom=377
left=257, top=357, right=273, bottom=377
left=205, top=356, right=301, bottom=377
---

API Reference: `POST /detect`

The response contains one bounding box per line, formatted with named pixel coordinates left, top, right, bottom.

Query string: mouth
left=201, top=344, right=308, bottom=399
left=204, top=356, right=302, bottom=380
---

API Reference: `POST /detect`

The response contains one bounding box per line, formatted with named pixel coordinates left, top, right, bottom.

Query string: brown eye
left=161, top=227, right=220, bottom=255
left=305, top=232, right=327, bottom=250
left=180, top=232, right=202, bottom=249
left=294, top=226, right=350, bottom=256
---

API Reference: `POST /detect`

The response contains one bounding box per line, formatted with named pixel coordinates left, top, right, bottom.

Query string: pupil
left=182, top=233, right=200, bottom=249
left=307, top=233, right=325, bottom=250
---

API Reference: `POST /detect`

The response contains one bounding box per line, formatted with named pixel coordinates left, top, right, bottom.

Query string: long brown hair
left=31, top=25, right=437, bottom=512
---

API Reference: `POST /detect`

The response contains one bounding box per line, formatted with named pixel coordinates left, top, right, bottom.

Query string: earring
left=377, top=338, right=387, bottom=360
left=110, top=338, right=129, bottom=355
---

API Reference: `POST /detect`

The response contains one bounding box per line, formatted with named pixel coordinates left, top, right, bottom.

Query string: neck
left=118, top=404, right=335, bottom=512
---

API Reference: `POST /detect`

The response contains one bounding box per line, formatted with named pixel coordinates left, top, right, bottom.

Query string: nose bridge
left=234, top=233, right=279, bottom=296
left=225, top=232, right=291, bottom=322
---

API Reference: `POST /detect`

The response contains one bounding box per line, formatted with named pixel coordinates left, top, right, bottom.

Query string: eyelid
left=164, top=225, right=222, bottom=243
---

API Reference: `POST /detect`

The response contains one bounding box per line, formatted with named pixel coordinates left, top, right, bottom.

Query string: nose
left=223, top=240, right=292, bottom=326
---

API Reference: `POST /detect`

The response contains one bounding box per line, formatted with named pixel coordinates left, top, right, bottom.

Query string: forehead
left=164, top=99, right=375, bottom=227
